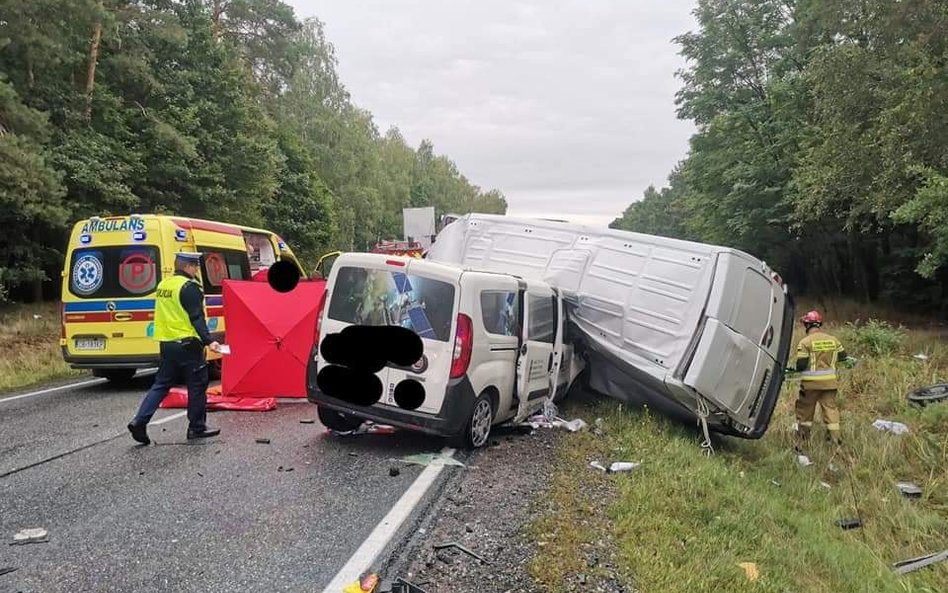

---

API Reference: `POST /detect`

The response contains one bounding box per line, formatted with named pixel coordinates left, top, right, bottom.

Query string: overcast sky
left=288, top=1, right=697, bottom=226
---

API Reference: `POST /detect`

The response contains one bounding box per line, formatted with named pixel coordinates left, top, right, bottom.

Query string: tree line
left=612, top=0, right=946, bottom=312
left=0, top=0, right=506, bottom=302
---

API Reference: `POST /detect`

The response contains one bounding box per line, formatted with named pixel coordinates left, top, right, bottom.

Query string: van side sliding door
left=514, top=285, right=557, bottom=422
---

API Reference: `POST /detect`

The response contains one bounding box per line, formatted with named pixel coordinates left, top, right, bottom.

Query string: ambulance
left=61, top=214, right=305, bottom=383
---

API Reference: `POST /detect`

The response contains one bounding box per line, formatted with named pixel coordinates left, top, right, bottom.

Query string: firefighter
left=127, top=252, right=222, bottom=445
left=794, top=310, right=850, bottom=447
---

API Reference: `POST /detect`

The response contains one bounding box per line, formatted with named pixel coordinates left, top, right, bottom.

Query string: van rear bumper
left=62, top=348, right=159, bottom=369
left=307, top=375, right=477, bottom=439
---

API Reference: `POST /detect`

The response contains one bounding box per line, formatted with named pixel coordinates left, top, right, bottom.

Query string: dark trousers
left=133, top=340, right=209, bottom=431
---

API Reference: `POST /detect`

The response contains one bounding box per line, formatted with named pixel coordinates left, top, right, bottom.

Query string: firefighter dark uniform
left=127, top=252, right=220, bottom=444
left=794, top=310, right=849, bottom=445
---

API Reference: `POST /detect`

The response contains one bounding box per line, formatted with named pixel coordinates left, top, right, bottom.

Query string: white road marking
left=151, top=411, right=188, bottom=425
left=320, top=447, right=458, bottom=593
left=0, top=370, right=157, bottom=405
left=0, top=378, right=105, bottom=404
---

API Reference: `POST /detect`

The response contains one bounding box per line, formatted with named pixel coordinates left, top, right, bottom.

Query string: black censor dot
left=316, top=325, right=425, bottom=409
left=267, top=260, right=300, bottom=293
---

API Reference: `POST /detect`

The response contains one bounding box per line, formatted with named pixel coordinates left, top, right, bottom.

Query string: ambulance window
left=68, top=247, right=160, bottom=299
left=243, top=232, right=276, bottom=272
left=480, top=291, right=519, bottom=336
left=528, top=294, right=556, bottom=344
left=197, top=248, right=251, bottom=295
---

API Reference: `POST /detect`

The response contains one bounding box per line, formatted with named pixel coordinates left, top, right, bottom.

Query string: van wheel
left=93, top=369, right=137, bottom=385
left=317, top=406, right=364, bottom=432
left=454, top=394, right=494, bottom=450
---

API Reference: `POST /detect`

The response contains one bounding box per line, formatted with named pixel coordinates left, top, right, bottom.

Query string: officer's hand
left=209, top=341, right=222, bottom=353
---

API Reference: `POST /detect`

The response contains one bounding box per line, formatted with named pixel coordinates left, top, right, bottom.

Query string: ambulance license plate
left=74, top=337, right=105, bottom=351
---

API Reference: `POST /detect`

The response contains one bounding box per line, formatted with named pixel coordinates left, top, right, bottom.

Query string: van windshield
left=327, top=266, right=455, bottom=341
left=68, top=246, right=160, bottom=299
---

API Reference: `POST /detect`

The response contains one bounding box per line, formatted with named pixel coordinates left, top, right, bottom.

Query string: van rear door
left=683, top=252, right=786, bottom=432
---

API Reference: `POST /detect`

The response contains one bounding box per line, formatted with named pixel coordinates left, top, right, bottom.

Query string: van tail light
left=313, top=289, right=328, bottom=344
left=450, top=314, right=473, bottom=379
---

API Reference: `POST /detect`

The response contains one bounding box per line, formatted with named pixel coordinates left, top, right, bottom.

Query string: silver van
left=427, top=214, right=793, bottom=438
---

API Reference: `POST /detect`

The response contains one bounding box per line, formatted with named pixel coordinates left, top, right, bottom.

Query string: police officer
left=127, top=252, right=222, bottom=444
left=794, top=310, right=850, bottom=447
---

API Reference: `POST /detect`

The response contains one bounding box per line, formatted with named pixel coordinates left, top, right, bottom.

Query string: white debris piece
left=12, top=528, right=48, bottom=544
left=820, top=481, right=832, bottom=490
left=873, top=419, right=910, bottom=434
left=913, top=353, right=929, bottom=361
left=797, top=454, right=813, bottom=467
left=608, top=462, right=640, bottom=473
left=589, top=461, right=607, bottom=472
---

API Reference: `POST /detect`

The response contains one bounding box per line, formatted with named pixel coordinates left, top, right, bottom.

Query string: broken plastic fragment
left=608, top=461, right=640, bottom=473
left=11, top=528, right=48, bottom=545
left=394, top=453, right=465, bottom=467
left=589, top=461, right=607, bottom=472
left=873, top=419, right=910, bottom=434
left=797, top=454, right=813, bottom=467
left=896, top=481, right=922, bottom=498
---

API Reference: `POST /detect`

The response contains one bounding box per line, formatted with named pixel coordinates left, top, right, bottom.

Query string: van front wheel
left=454, top=394, right=494, bottom=450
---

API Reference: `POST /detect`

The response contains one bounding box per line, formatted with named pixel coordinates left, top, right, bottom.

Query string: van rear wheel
left=453, top=393, right=494, bottom=450
left=93, top=368, right=137, bottom=385
left=317, top=406, right=364, bottom=432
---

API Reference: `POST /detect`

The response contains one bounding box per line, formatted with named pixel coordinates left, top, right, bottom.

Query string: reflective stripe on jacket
left=795, top=331, right=845, bottom=391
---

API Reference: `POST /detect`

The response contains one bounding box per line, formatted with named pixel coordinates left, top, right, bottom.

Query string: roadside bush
left=842, top=319, right=906, bottom=356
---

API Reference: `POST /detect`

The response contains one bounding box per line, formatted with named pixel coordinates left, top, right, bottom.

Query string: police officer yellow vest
left=154, top=275, right=200, bottom=342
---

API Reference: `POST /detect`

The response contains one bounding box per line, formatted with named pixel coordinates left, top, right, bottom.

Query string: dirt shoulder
left=391, top=399, right=630, bottom=593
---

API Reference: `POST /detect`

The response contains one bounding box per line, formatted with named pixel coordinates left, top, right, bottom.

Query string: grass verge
left=532, top=319, right=948, bottom=593
left=0, top=302, right=81, bottom=392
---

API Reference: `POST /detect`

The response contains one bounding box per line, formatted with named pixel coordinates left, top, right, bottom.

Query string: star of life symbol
left=73, top=254, right=104, bottom=295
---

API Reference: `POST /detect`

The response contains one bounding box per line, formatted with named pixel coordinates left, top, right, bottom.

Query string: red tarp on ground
left=221, top=278, right=326, bottom=399
left=159, top=385, right=277, bottom=411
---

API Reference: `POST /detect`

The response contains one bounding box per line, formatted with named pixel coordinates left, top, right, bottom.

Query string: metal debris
left=893, top=549, right=948, bottom=575
left=255, top=438, right=271, bottom=444
left=896, top=481, right=922, bottom=498
left=433, top=542, right=490, bottom=564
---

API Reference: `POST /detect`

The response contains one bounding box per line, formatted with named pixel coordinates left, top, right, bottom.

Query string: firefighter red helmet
left=801, top=310, right=823, bottom=326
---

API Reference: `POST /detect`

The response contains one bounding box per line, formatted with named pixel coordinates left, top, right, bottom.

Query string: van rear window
left=328, top=266, right=455, bottom=342
left=69, top=247, right=160, bottom=299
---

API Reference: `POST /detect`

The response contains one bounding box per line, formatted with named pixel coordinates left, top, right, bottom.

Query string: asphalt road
left=0, top=375, right=461, bottom=593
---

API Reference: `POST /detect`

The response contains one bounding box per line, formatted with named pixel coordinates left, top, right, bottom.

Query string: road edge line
left=319, top=447, right=457, bottom=592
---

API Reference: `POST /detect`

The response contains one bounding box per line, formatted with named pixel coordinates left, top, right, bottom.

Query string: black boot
left=187, top=427, right=221, bottom=440
left=128, top=422, right=150, bottom=445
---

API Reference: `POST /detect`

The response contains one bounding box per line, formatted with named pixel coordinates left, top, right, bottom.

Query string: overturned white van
left=426, top=214, right=794, bottom=439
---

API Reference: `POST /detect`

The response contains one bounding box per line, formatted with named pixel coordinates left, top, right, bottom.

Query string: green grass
left=532, top=315, right=948, bottom=593
left=0, top=302, right=81, bottom=392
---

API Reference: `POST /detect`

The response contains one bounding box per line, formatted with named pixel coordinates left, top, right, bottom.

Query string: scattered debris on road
left=389, top=467, right=401, bottom=477
left=432, top=542, right=490, bottom=565
left=11, top=528, right=48, bottom=545
left=255, top=438, right=271, bottom=444
left=893, top=549, right=948, bottom=575
left=331, top=421, right=397, bottom=437
left=0, top=567, right=17, bottom=577
left=528, top=415, right=588, bottom=432
left=394, top=453, right=465, bottom=468
left=896, top=481, right=922, bottom=498
left=378, top=577, right=429, bottom=593
left=590, top=460, right=608, bottom=472
left=872, top=419, right=910, bottom=434
left=299, top=419, right=316, bottom=424
left=342, top=572, right=380, bottom=593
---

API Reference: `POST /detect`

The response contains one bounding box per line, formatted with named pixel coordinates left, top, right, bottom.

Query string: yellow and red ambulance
left=61, top=214, right=304, bottom=382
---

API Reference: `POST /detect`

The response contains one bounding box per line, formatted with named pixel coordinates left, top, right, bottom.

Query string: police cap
left=175, top=251, right=204, bottom=263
